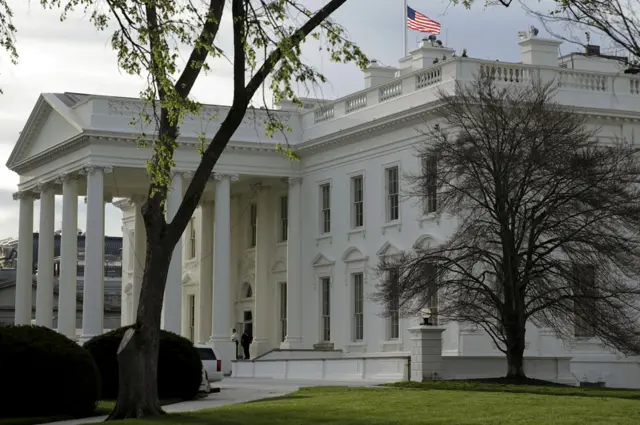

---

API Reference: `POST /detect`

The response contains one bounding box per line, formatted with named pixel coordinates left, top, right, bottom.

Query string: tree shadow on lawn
left=244, top=394, right=312, bottom=404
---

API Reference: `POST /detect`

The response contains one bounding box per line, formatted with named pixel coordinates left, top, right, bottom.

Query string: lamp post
left=421, top=308, right=432, bottom=326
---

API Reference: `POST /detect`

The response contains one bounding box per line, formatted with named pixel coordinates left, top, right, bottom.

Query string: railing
left=303, top=57, right=640, bottom=127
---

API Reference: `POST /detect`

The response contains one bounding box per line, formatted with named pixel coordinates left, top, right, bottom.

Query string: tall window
left=388, top=269, right=400, bottom=339
left=249, top=203, right=257, bottom=248
left=352, top=272, right=364, bottom=341
left=351, top=175, right=364, bottom=228
left=423, top=154, right=437, bottom=214
left=280, top=282, right=288, bottom=342
left=320, top=183, right=331, bottom=234
left=385, top=166, right=400, bottom=222
left=573, top=265, right=596, bottom=338
left=321, top=277, right=331, bottom=342
left=279, top=195, right=288, bottom=242
left=188, top=294, right=196, bottom=342
left=189, top=217, right=196, bottom=259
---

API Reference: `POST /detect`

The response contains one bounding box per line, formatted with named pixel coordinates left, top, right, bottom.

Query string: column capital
left=213, top=173, right=239, bottom=182
left=34, top=181, right=56, bottom=193
left=172, top=170, right=194, bottom=179
left=12, top=190, right=39, bottom=201
left=286, top=176, right=303, bottom=186
left=130, top=194, right=147, bottom=204
left=56, top=173, right=80, bottom=184
left=80, top=165, right=113, bottom=175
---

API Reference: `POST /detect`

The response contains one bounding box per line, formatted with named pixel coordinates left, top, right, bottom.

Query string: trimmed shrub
left=0, top=325, right=100, bottom=418
left=84, top=326, right=202, bottom=401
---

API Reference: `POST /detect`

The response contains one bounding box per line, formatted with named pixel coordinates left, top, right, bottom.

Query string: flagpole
left=403, top=0, right=408, bottom=57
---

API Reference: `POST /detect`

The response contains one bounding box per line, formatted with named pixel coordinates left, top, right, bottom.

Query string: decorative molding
left=213, top=172, right=240, bottom=182
left=341, top=246, right=368, bottom=263
left=80, top=164, right=114, bottom=175
left=130, top=195, right=147, bottom=204
left=375, top=241, right=404, bottom=257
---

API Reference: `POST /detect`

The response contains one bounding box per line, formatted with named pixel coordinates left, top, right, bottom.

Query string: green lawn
left=88, top=384, right=640, bottom=425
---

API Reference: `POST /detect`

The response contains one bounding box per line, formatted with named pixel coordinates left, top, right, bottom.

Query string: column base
left=249, top=337, right=271, bottom=359
left=280, top=336, right=303, bottom=350
left=78, top=333, right=98, bottom=345
left=208, top=336, right=236, bottom=375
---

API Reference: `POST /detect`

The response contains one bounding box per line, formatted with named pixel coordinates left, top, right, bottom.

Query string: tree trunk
left=107, top=224, right=171, bottom=420
left=504, top=322, right=527, bottom=381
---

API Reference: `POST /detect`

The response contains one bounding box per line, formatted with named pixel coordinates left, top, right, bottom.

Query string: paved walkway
left=39, top=378, right=377, bottom=425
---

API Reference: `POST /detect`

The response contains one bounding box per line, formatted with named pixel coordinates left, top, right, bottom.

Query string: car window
left=197, top=347, right=217, bottom=360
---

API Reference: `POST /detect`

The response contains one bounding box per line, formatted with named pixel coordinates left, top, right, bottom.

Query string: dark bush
left=84, top=326, right=202, bottom=401
left=0, top=325, right=100, bottom=418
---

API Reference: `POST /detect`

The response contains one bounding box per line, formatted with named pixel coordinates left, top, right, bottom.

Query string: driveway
left=39, top=377, right=377, bottom=425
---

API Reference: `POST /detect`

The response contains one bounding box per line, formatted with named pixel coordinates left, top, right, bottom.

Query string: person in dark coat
left=240, top=330, right=252, bottom=359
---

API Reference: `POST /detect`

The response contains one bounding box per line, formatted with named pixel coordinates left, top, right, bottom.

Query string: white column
left=57, top=174, right=79, bottom=338
left=80, top=166, right=110, bottom=344
left=163, top=172, right=186, bottom=334
left=210, top=172, right=238, bottom=373
left=281, top=177, right=303, bottom=348
left=198, top=200, right=214, bottom=343
left=35, top=183, right=55, bottom=328
left=14, top=191, right=37, bottom=325
left=251, top=183, right=272, bottom=358
left=131, top=195, right=146, bottom=321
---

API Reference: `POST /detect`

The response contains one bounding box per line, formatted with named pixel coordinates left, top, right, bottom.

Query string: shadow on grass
left=245, top=394, right=313, bottom=404
left=383, top=380, right=640, bottom=400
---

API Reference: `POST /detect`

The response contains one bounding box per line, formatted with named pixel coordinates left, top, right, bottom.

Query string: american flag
left=407, top=6, right=441, bottom=34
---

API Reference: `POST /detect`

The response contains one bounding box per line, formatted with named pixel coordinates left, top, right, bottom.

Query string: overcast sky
left=0, top=0, right=606, bottom=240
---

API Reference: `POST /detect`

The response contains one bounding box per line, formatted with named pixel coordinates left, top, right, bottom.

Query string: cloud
left=0, top=0, right=594, bottom=239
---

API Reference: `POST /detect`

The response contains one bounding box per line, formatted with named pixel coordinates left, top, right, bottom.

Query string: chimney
left=518, top=35, right=562, bottom=67
left=363, top=59, right=397, bottom=88
left=585, top=44, right=601, bottom=56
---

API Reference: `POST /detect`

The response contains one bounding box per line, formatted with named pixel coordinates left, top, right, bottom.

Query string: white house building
left=8, top=34, right=640, bottom=387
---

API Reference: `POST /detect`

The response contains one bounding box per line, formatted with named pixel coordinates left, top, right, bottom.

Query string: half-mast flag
left=407, top=6, right=441, bottom=34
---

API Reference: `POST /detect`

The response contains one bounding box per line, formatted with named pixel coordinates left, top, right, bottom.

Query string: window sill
left=245, top=247, right=256, bottom=253
left=381, top=221, right=402, bottom=234
left=381, top=340, right=403, bottom=351
left=276, top=241, right=288, bottom=247
left=347, top=228, right=366, bottom=240
left=316, top=234, right=333, bottom=245
left=418, top=213, right=438, bottom=228
left=345, top=341, right=367, bottom=353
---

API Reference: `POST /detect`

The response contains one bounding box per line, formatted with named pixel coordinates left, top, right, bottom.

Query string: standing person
left=240, top=329, right=252, bottom=360
left=231, top=328, right=239, bottom=359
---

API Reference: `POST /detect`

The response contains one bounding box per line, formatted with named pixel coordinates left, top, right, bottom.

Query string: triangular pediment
left=341, top=246, right=368, bottom=263
left=6, top=94, right=84, bottom=169
left=376, top=241, right=404, bottom=257
left=311, top=253, right=335, bottom=268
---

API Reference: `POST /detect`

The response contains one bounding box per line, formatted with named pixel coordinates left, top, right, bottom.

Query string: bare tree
left=524, top=0, right=640, bottom=60
left=373, top=74, right=640, bottom=380
left=1, top=0, right=366, bottom=419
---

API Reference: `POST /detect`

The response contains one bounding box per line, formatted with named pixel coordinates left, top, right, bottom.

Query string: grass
left=84, top=383, right=640, bottom=425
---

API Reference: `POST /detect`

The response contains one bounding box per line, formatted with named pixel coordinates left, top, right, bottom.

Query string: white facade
left=8, top=35, right=640, bottom=385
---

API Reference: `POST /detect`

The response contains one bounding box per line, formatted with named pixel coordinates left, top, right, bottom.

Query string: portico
left=6, top=93, right=304, bottom=372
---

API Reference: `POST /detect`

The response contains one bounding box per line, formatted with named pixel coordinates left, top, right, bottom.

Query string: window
left=352, top=272, right=364, bottom=341
left=280, top=282, right=288, bottom=342
left=249, top=203, right=257, bottom=248
left=279, top=196, right=288, bottom=242
left=385, top=166, right=400, bottom=222
left=320, top=183, right=331, bottom=234
left=351, top=175, right=364, bottom=228
left=188, top=294, right=196, bottom=342
left=321, top=277, right=331, bottom=342
left=189, top=217, right=196, bottom=259
left=573, top=265, right=597, bottom=339
left=388, top=269, right=400, bottom=339
left=423, top=155, right=437, bottom=214
left=197, top=347, right=217, bottom=360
